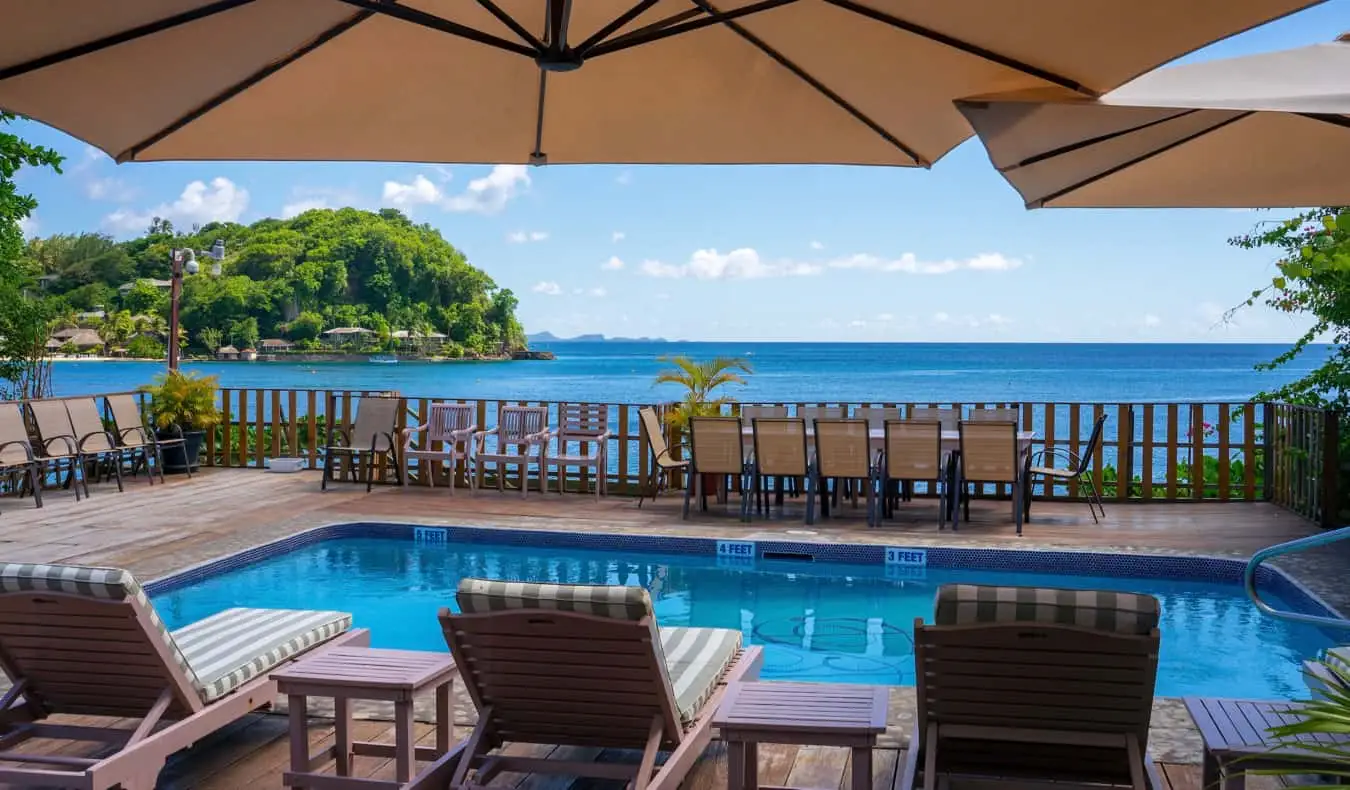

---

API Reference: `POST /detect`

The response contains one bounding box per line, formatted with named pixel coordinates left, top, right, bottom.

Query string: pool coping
left=143, top=520, right=1347, bottom=631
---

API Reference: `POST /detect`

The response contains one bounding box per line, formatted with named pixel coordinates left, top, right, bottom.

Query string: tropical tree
left=653, top=355, right=753, bottom=431
left=229, top=316, right=260, bottom=349
left=100, top=309, right=135, bottom=351
left=197, top=327, right=223, bottom=353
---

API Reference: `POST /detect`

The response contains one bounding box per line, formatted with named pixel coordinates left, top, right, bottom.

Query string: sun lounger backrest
left=351, top=397, right=400, bottom=452
left=917, top=584, right=1159, bottom=754
left=108, top=393, right=153, bottom=446
left=0, top=402, right=34, bottom=466
left=0, top=563, right=204, bottom=719
left=28, top=400, right=77, bottom=456
left=67, top=397, right=115, bottom=453
left=443, top=578, right=686, bottom=750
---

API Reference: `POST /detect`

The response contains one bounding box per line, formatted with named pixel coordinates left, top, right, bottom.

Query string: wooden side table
left=272, top=646, right=458, bottom=789
left=714, top=681, right=889, bottom=790
left=1185, top=697, right=1348, bottom=790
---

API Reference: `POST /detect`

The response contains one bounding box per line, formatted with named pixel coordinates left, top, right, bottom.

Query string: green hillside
left=22, top=207, right=525, bottom=357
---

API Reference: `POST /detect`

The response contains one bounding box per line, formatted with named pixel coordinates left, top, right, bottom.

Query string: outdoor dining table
left=738, top=427, right=1037, bottom=455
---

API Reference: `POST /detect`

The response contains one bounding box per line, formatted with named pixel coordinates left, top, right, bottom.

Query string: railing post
left=1322, top=408, right=1340, bottom=529
left=1262, top=402, right=1275, bottom=502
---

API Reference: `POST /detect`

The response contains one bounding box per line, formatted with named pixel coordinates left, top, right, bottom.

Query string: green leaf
left=1252, top=289, right=1265, bottom=299
left=1273, top=277, right=1287, bottom=290
left=1337, top=209, right=1350, bottom=230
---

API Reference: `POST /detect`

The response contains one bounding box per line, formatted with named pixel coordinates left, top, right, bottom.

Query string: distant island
left=528, top=332, right=670, bottom=344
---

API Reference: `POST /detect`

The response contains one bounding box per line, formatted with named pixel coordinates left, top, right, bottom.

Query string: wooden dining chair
left=955, top=421, right=1025, bottom=534
left=684, top=416, right=751, bottom=521
left=881, top=420, right=947, bottom=526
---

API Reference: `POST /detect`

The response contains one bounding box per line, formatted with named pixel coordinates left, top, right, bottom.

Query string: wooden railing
left=1265, top=403, right=1340, bottom=527
left=189, top=388, right=1338, bottom=509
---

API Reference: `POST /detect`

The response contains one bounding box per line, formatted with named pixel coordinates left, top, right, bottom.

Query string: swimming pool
left=148, top=525, right=1340, bottom=700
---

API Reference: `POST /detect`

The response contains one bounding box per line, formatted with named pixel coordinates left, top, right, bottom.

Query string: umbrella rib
left=1298, top=113, right=1350, bottom=130
left=574, top=0, right=664, bottom=54
left=823, top=0, right=1090, bottom=96
left=996, top=108, right=1201, bottom=170
left=690, top=0, right=926, bottom=166
left=586, top=0, right=797, bottom=59
left=476, top=0, right=545, bottom=51
left=0, top=0, right=258, bottom=82
left=532, top=70, right=549, bottom=163
left=114, top=9, right=377, bottom=162
left=332, top=0, right=538, bottom=57
left=1032, top=111, right=1252, bottom=208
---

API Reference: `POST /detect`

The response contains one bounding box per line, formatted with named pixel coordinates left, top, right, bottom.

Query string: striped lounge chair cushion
left=659, top=626, right=742, bottom=724
left=934, top=584, right=1160, bottom=635
left=0, top=562, right=203, bottom=690
left=174, top=607, right=352, bottom=703
left=456, top=578, right=653, bottom=621
left=457, top=579, right=741, bottom=723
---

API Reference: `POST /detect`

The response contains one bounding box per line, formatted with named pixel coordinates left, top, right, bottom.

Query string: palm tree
left=652, top=355, right=752, bottom=431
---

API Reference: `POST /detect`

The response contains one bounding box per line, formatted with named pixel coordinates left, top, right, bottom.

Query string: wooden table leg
left=334, top=695, right=351, bottom=776
left=394, top=699, right=415, bottom=782
left=744, top=741, right=758, bottom=790
left=851, top=746, right=872, bottom=790
left=287, top=694, right=308, bottom=790
left=727, top=740, right=746, bottom=790
left=435, top=680, right=453, bottom=755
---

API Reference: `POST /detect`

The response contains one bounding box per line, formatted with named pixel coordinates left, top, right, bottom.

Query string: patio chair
left=107, top=392, right=186, bottom=484
left=683, top=416, right=751, bottom=521
left=322, top=395, right=402, bottom=492
left=910, top=407, right=958, bottom=431
left=1027, top=412, right=1108, bottom=523
left=402, top=402, right=476, bottom=495
left=854, top=406, right=901, bottom=431
left=969, top=406, right=1021, bottom=423
left=797, top=405, right=844, bottom=421
left=955, top=420, right=1026, bottom=534
left=813, top=418, right=877, bottom=525
left=0, top=561, right=367, bottom=790
left=474, top=405, right=549, bottom=497
left=881, top=420, right=949, bottom=526
left=544, top=403, right=611, bottom=498
left=740, top=404, right=787, bottom=420
left=749, top=417, right=810, bottom=522
left=901, top=583, right=1162, bottom=790
left=27, top=399, right=89, bottom=500
left=638, top=406, right=689, bottom=508
left=0, top=402, right=42, bottom=509
left=437, top=578, right=764, bottom=790
left=66, top=396, right=126, bottom=493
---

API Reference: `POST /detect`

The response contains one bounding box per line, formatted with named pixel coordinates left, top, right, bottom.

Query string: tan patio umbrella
left=956, top=34, right=1350, bottom=208
left=0, top=0, right=1323, bottom=167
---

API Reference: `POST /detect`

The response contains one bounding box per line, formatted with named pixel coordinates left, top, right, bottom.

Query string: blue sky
left=11, top=1, right=1347, bottom=343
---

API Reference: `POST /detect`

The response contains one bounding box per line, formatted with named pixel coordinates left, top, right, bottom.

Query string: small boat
left=368, top=355, right=399, bottom=364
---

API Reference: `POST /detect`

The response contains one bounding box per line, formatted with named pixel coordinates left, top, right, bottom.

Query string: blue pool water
left=151, top=537, right=1335, bottom=700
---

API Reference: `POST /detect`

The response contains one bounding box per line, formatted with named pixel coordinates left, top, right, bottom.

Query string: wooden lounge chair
left=27, top=399, right=90, bottom=500
left=0, top=402, right=43, bottom=509
left=637, top=406, right=688, bottom=508
left=0, top=561, right=367, bottom=790
left=402, top=402, right=477, bottom=494
left=106, top=393, right=186, bottom=485
left=473, top=405, right=550, bottom=498
left=434, top=578, right=764, bottom=790
left=66, top=397, right=126, bottom=492
left=322, top=395, right=403, bottom=492
left=902, top=583, right=1163, bottom=790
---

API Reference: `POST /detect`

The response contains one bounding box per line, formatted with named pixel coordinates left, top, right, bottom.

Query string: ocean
left=47, top=342, right=1323, bottom=405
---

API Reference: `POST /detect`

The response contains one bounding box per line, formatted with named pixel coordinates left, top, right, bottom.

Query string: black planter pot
left=159, top=429, right=205, bottom=474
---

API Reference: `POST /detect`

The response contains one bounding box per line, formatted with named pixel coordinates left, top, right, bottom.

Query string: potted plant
left=653, top=355, right=752, bottom=492
left=142, top=371, right=221, bottom=473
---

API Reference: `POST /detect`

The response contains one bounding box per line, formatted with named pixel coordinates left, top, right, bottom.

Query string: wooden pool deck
left=0, top=469, right=1333, bottom=789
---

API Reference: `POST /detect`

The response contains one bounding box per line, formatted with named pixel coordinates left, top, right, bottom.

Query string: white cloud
left=640, top=248, right=822, bottom=280
left=281, top=198, right=329, bottom=218
left=532, top=281, right=562, bottom=296
left=17, top=213, right=37, bottom=238
left=848, top=319, right=867, bottom=328
left=827, top=251, right=1023, bottom=275
left=615, top=171, right=633, bottom=186
left=986, top=313, right=1010, bottom=326
left=612, top=231, right=625, bottom=242
left=383, top=165, right=529, bottom=214
left=875, top=312, right=894, bottom=322
left=102, top=177, right=249, bottom=234
left=810, top=240, right=825, bottom=250
left=932, top=312, right=951, bottom=324
left=601, top=256, right=625, bottom=271
left=589, top=287, right=607, bottom=298
left=507, top=230, right=549, bottom=243
left=1142, top=313, right=1162, bottom=328
left=85, top=177, right=137, bottom=202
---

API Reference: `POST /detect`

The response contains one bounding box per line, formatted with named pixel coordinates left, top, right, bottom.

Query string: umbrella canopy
left=957, top=34, right=1350, bottom=208
left=0, top=0, right=1322, bottom=167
